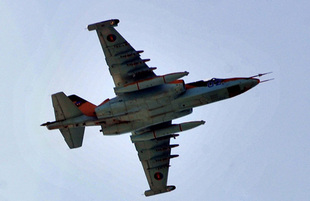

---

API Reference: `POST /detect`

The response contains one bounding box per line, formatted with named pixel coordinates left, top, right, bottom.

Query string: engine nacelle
left=95, top=99, right=128, bottom=119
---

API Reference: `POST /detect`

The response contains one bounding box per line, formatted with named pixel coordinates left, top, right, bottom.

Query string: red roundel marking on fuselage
left=154, top=172, right=163, bottom=180
left=107, top=34, right=116, bottom=42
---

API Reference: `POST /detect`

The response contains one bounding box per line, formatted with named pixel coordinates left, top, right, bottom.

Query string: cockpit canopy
left=187, top=78, right=223, bottom=87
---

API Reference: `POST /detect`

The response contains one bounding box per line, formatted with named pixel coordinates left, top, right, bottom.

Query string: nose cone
left=226, top=78, right=260, bottom=98
left=242, top=78, right=260, bottom=91
left=251, top=78, right=260, bottom=87
left=249, top=78, right=260, bottom=88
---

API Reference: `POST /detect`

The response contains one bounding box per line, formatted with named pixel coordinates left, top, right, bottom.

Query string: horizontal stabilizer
left=51, top=92, right=85, bottom=148
left=60, top=127, right=85, bottom=149
left=52, top=92, right=83, bottom=121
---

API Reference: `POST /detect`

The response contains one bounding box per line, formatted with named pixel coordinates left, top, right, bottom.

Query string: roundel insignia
left=154, top=172, right=163, bottom=180
left=107, top=34, right=116, bottom=42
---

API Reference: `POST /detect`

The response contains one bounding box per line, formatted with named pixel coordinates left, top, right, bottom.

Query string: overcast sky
left=1, top=1, right=310, bottom=200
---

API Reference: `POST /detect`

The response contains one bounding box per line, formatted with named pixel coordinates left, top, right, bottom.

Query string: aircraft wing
left=131, top=122, right=178, bottom=196
left=87, top=19, right=157, bottom=91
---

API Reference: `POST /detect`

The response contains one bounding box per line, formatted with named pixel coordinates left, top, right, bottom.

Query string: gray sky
left=1, top=1, right=310, bottom=200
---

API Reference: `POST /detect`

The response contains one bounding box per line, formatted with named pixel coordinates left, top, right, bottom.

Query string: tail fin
left=68, top=95, right=97, bottom=117
left=51, top=92, right=85, bottom=149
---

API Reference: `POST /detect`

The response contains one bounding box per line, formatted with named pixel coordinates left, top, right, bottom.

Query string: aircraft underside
left=41, top=19, right=271, bottom=196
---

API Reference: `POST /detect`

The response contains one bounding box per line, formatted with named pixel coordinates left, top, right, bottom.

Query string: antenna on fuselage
left=250, top=72, right=273, bottom=78
left=260, top=78, right=275, bottom=83
left=250, top=72, right=274, bottom=83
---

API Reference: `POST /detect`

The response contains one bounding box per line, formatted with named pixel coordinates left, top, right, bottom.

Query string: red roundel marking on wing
left=154, top=172, right=163, bottom=180
left=107, top=34, right=116, bottom=42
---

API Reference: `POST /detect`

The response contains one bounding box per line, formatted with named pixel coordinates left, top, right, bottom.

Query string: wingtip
left=87, top=19, right=120, bottom=31
left=144, top=185, right=176, bottom=196
left=40, top=122, right=50, bottom=126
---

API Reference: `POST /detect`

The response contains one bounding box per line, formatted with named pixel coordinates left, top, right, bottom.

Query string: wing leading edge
left=131, top=122, right=178, bottom=196
left=87, top=19, right=157, bottom=92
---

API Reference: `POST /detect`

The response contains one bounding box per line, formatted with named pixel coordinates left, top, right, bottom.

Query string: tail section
left=42, top=92, right=97, bottom=149
left=51, top=92, right=87, bottom=149
left=68, top=95, right=97, bottom=117
left=52, top=92, right=84, bottom=121
left=60, top=127, right=85, bottom=149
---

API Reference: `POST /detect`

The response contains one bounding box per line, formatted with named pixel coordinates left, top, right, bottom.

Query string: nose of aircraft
left=241, top=78, right=260, bottom=92
left=248, top=78, right=260, bottom=88
left=225, top=77, right=260, bottom=97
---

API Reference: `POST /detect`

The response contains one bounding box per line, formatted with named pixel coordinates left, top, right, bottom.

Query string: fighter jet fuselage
left=45, top=77, right=259, bottom=134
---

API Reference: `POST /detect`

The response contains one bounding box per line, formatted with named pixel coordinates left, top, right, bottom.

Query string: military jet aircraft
left=41, top=19, right=271, bottom=196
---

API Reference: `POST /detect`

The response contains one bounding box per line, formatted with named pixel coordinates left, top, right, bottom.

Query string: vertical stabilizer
left=68, top=95, right=96, bottom=117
